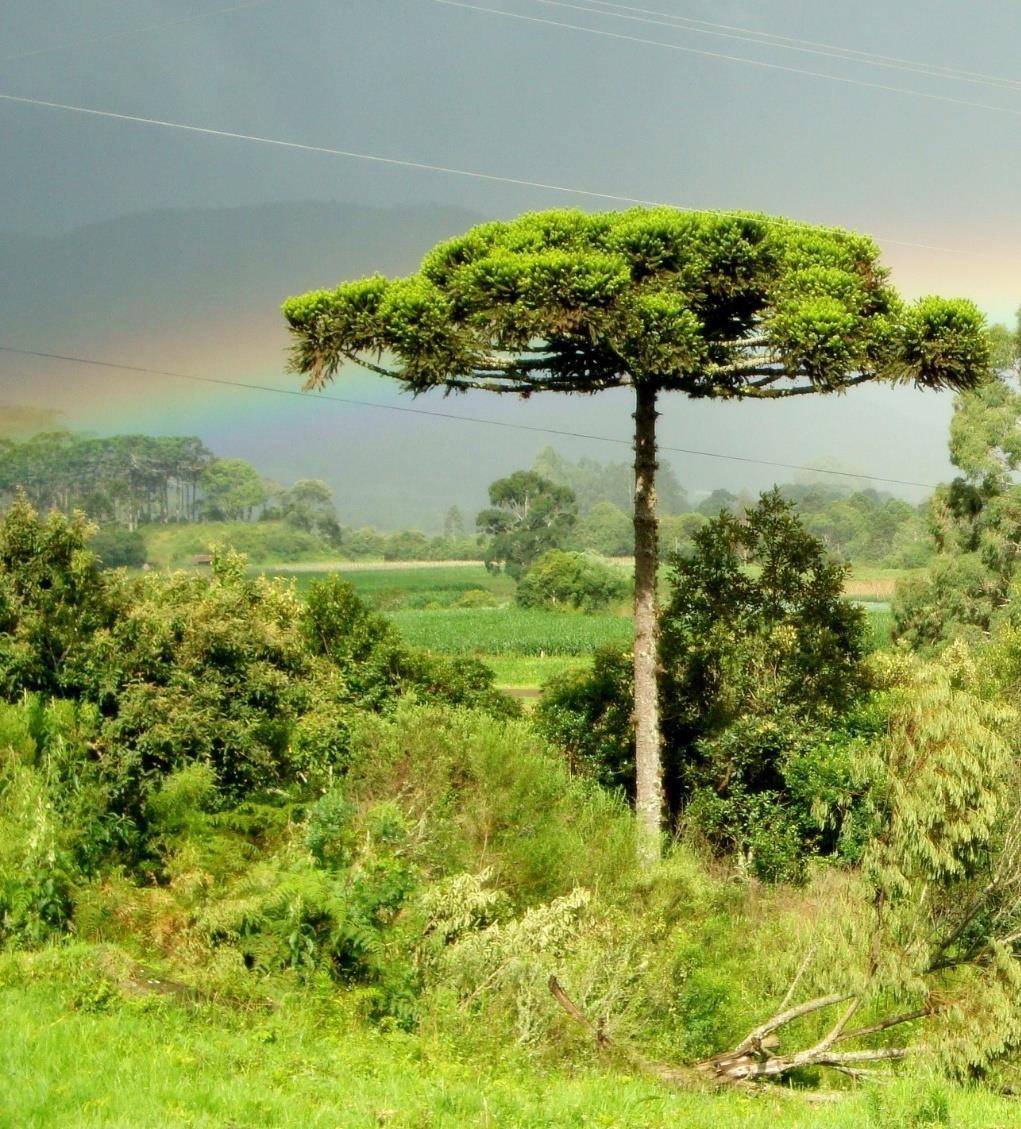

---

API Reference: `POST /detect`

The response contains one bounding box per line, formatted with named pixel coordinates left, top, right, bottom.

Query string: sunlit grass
left=484, top=654, right=591, bottom=688
left=1, top=952, right=1015, bottom=1129
left=388, top=607, right=633, bottom=656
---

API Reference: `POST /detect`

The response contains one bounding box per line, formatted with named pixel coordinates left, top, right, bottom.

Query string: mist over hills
left=0, top=200, right=485, bottom=345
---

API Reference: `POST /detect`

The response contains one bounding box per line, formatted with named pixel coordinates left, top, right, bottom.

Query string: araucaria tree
left=282, top=208, right=988, bottom=861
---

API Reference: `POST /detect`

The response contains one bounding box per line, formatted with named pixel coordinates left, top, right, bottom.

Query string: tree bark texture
left=633, top=381, right=663, bottom=865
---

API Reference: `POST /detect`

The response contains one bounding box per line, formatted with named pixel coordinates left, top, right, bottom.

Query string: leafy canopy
left=476, top=470, right=577, bottom=579
left=283, top=208, right=988, bottom=398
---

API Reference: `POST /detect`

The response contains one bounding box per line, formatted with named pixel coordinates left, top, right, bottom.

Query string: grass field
left=262, top=563, right=513, bottom=606
left=2, top=950, right=1015, bottom=1128
left=254, top=562, right=903, bottom=691
left=389, top=607, right=633, bottom=656
left=483, top=654, right=591, bottom=687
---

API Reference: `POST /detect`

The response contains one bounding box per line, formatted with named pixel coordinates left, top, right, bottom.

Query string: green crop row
left=387, top=607, right=634, bottom=655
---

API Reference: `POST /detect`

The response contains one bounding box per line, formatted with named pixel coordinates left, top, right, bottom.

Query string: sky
left=2, top=0, right=1021, bottom=526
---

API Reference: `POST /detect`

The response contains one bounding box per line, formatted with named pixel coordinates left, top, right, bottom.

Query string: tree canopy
left=283, top=208, right=986, bottom=400
left=476, top=470, right=577, bottom=579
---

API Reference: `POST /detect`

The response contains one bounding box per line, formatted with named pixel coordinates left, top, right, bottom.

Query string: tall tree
left=200, top=458, right=267, bottom=521
left=476, top=470, right=576, bottom=578
left=283, top=207, right=988, bottom=862
left=892, top=314, right=1021, bottom=648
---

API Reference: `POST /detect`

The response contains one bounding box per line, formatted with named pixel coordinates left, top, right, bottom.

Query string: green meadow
left=259, top=562, right=902, bottom=691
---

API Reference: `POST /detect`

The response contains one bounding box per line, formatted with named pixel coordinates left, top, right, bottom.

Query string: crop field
left=260, top=563, right=513, bottom=606
left=257, top=562, right=898, bottom=690
left=389, top=607, right=633, bottom=656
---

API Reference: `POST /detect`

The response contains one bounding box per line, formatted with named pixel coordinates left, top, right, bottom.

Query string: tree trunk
left=633, top=380, right=663, bottom=865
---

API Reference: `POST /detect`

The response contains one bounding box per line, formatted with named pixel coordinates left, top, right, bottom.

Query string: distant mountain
left=0, top=200, right=485, bottom=347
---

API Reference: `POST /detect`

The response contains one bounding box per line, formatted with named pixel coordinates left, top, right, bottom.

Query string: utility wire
left=0, top=0, right=279, bottom=66
left=0, top=345, right=940, bottom=490
left=0, top=90, right=1012, bottom=264
left=0, top=92, right=662, bottom=209
left=428, top=0, right=1021, bottom=121
left=558, top=0, right=1021, bottom=94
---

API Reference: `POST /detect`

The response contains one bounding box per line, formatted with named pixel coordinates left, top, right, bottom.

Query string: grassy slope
left=144, top=522, right=330, bottom=569
left=2, top=960, right=1013, bottom=1129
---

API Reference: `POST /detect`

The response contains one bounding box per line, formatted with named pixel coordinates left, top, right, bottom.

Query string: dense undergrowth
left=8, top=494, right=1021, bottom=1125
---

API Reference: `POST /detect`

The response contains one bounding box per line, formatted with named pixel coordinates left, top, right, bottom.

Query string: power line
left=0, top=89, right=1012, bottom=265
left=0, top=92, right=662, bottom=209
left=1, top=0, right=278, bottom=66
left=428, top=0, right=1021, bottom=121
left=0, top=345, right=940, bottom=490
left=561, top=0, right=1021, bottom=94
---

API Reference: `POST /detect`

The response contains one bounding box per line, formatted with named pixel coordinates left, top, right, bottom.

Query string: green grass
left=145, top=521, right=329, bottom=569
left=260, top=564, right=513, bottom=606
left=1, top=952, right=1016, bottom=1129
left=866, top=607, right=894, bottom=651
left=483, top=654, right=591, bottom=687
left=388, top=607, right=633, bottom=656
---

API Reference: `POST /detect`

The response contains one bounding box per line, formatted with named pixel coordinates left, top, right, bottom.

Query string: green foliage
left=143, top=519, right=329, bottom=568
left=342, top=705, right=635, bottom=906
left=0, top=696, right=115, bottom=945
left=200, top=457, right=266, bottom=520
left=535, top=647, right=634, bottom=792
left=849, top=648, right=1021, bottom=1076
left=0, top=494, right=118, bottom=699
left=569, top=500, right=633, bottom=556
left=303, top=574, right=517, bottom=718
left=537, top=493, right=869, bottom=878
left=285, top=207, right=988, bottom=400
left=893, top=364, right=1021, bottom=648
left=477, top=470, right=577, bottom=579
left=0, top=432, right=213, bottom=525
left=660, top=491, right=868, bottom=874
left=88, top=527, right=146, bottom=568
left=95, top=548, right=312, bottom=802
left=892, top=552, right=1001, bottom=650
left=515, top=549, right=628, bottom=612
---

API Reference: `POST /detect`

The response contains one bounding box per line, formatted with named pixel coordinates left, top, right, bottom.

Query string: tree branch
left=733, top=993, right=854, bottom=1053
left=836, top=1009, right=929, bottom=1043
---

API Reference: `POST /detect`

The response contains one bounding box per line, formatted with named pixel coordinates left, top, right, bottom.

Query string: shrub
left=89, top=528, right=146, bottom=569
left=0, top=494, right=119, bottom=699
left=515, top=550, right=628, bottom=613
left=535, top=492, right=870, bottom=879
left=303, top=575, right=517, bottom=719
left=534, top=647, right=633, bottom=792
left=94, top=548, right=312, bottom=804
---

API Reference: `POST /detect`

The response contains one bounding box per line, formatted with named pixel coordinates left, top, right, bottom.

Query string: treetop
left=283, top=207, right=989, bottom=400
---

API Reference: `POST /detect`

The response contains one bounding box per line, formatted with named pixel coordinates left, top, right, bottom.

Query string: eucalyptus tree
left=477, top=470, right=577, bottom=578
left=282, top=207, right=988, bottom=861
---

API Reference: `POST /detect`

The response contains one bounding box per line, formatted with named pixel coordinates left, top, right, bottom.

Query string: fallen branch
left=547, top=976, right=842, bottom=1100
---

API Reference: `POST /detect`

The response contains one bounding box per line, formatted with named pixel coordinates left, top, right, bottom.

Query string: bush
left=656, top=490, right=868, bottom=874
left=515, top=550, right=628, bottom=612
left=535, top=492, right=870, bottom=879
left=304, top=575, right=517, bottom=719
left=89, top=528, right=146, bottom=568
left=0, top=494, right=119, bottom=699
left=94, top=548, right=312, bottom=804
left=534, top=647, right=633, bottom=792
